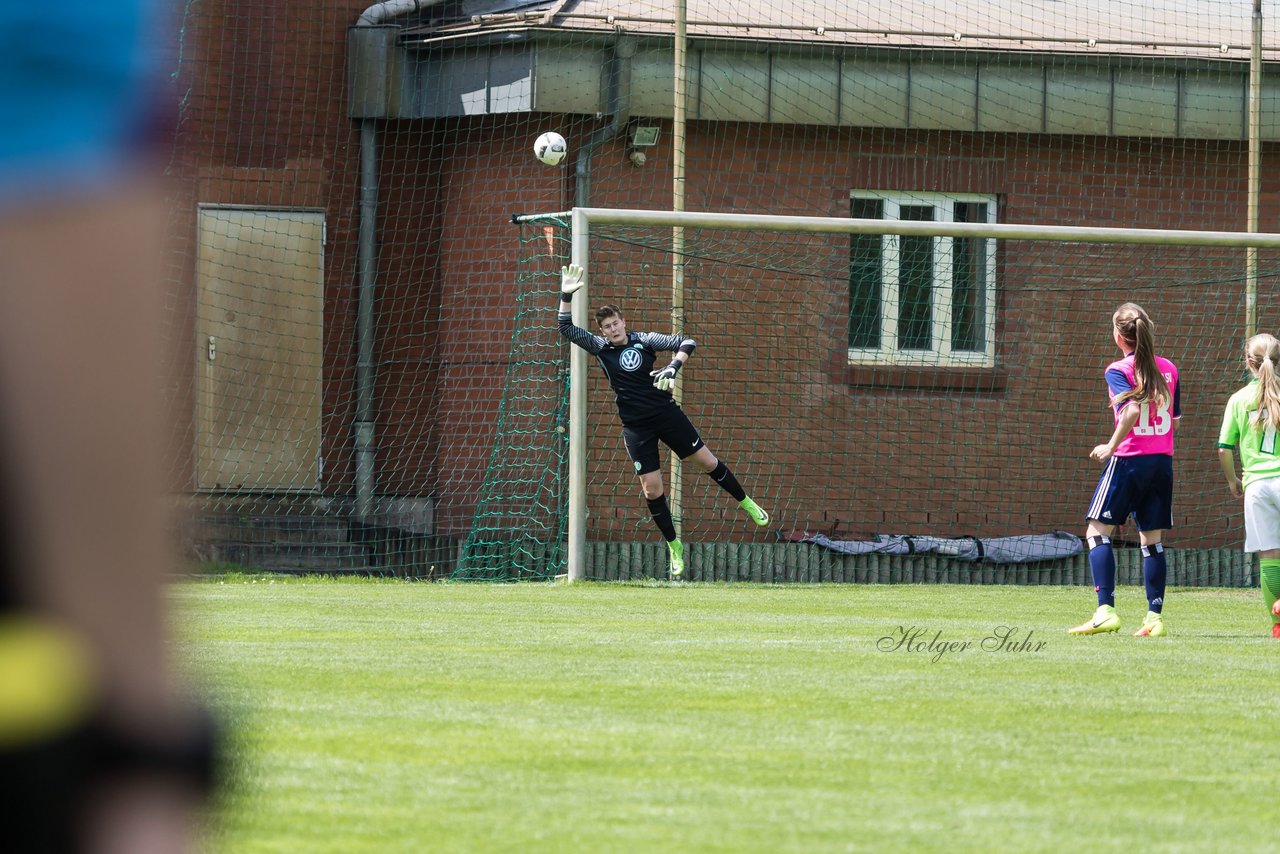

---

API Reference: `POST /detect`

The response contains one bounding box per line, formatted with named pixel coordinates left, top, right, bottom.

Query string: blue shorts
left=1086, top=454, right=1174, bottom=531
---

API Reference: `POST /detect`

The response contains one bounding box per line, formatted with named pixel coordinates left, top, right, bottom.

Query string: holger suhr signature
left=877, top=625, right=1048, bottom=663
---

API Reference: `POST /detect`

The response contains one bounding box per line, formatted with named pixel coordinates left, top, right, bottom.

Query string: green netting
left=454, top=224, right=572, bottom=580
left=163, top=0, right=1280, bottom=579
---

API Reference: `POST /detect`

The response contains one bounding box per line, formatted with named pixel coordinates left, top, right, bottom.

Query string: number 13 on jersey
left=1132, top=400, right=1173, bottom=436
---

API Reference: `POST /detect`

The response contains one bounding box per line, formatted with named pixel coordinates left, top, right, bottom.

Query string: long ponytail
left=1246, top=333, right=1280, bottom=434
left=1110, top=303, right=1170, bottom=409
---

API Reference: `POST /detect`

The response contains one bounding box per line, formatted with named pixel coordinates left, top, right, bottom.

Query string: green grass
left=177, top=579, right=1280, bottom=853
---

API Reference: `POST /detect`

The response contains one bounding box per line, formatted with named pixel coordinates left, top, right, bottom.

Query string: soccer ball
left=534, top=131, right=568, bottom=166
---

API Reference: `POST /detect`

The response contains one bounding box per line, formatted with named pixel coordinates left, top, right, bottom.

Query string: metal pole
left=670, top=0, right=688, bottom=544
left=567, top=208, right=590, bottom=582
left=1247, top=0, right=1263, bottom=339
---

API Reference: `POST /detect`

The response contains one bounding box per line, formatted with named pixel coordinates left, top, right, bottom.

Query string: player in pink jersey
left=1069, top=303, right=1181, bottom=637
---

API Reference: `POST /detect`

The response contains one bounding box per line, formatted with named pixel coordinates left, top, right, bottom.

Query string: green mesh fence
left=454, top=224, right=571, bottom=580
left=163, top=0, right=1280, bottom=579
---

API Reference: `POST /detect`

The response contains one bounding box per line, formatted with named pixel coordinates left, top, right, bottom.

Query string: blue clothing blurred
left=0, top=1, right=162, bottom=201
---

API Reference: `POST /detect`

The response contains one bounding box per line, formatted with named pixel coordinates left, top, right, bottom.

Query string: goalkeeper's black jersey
left=558, top=312, right=694, bottom=426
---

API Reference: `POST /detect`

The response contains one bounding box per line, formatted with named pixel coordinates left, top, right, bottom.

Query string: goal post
left=510, top=207, right=1280, bottom=583
left=567, top=208, right=592, bottom=584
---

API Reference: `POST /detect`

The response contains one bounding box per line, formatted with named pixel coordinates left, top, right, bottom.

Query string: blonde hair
left=1246, top=333, right=1280, bottom=434
left=1110, top=303, right=1170, bottom=409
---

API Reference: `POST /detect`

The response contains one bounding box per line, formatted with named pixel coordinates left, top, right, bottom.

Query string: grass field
left=177, top=578, right=1280, bottom=853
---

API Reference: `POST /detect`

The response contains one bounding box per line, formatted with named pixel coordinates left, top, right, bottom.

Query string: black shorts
left=621, top=407, right=704, bottom=475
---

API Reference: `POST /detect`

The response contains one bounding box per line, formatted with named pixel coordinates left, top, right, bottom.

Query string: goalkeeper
left=556, top=263, right=770, bottom=578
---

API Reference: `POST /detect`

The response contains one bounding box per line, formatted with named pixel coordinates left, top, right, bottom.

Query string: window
left=848, top=192, right=997, bottom=367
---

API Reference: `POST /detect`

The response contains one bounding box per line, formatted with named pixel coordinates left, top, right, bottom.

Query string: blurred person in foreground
left=0, top=2, right=219, bottom=851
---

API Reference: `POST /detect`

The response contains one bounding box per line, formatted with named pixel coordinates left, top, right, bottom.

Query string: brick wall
left=171, top=9, right=1278, bottom=547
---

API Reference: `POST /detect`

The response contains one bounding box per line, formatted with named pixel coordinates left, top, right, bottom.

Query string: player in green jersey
left=1217, top=333, right=1280, bottom=637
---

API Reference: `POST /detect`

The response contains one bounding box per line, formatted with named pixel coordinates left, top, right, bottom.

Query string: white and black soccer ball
left=534, top=131, right=568, bottom=166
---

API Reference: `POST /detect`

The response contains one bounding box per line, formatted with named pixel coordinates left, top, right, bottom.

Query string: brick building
left=173, top=1, right=1280, bottom=573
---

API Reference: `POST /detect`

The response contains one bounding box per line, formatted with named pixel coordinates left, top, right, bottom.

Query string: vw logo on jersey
left=619, top=347, right=643, bottom=372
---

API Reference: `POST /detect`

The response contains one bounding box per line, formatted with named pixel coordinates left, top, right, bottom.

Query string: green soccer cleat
left=739, top=496, right=770, bottom=527
left=667, top=539, right=685, bottom=579
left=1068, top=604, right=1120, bottom=635
left=1133, top=611, right=1166, bottom=637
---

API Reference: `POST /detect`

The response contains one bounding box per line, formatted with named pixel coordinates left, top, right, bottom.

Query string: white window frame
left=848, top=191, right=998, bottom=368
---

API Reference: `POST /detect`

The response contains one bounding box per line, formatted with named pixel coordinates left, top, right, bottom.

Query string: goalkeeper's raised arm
left=556, top=263, right=605, bottom=355
left=554, top=264, right=770, bottom=580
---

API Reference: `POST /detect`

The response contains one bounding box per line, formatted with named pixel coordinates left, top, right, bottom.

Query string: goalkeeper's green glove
left=650, top=360, right=682, bottom=392
left=560, top=263, right=585, bottom=298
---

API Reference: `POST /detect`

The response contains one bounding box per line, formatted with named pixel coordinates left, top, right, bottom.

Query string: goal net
left=163, top=0, right=1280, bottom=581
left=454, top=208, right=1280, bottom=581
